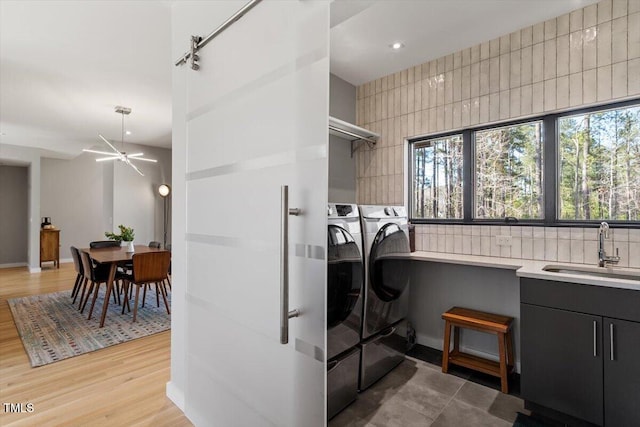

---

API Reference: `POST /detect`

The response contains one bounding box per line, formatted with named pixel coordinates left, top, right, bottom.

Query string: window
left=558, top=105, right=640, bottom=221
left=408, top=100, right=640, bottom=225
left=411, top=135, right=463, bottom=219
left=474, top=122, right=544, bottom=219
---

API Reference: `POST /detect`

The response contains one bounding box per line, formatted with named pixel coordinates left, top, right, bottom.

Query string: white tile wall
left=357, top=0, right=640, bottom=264
left=413, top=224, right=637, bottom=266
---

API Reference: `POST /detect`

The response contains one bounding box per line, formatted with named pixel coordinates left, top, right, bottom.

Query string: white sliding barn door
left=171, top=1, right=329, bottom=426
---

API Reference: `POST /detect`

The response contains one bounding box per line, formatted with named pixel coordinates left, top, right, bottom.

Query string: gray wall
left=0, top=165, right=29, bottom=265
left=0, top=144, right=41, bottom=271
left=329, top=73, right=357, bottom=203
left=409, top=261, right=522, bottom=371
left=113, top=143, right=172, bottom=247
left=41, top=153, right=107, bottom=259
left=41, top=144, right=172, bottom=260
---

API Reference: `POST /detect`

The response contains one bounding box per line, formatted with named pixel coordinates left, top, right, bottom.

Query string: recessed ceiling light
left=126, top=130, right=132, bottom=135
left=390, top=42, right=405, bottom=50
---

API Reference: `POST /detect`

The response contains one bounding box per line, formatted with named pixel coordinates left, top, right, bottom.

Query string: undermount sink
left=543, top=265, right=640, bottom=281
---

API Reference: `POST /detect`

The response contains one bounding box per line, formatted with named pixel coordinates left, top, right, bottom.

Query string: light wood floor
left=0, top=264, right=192, bottom=427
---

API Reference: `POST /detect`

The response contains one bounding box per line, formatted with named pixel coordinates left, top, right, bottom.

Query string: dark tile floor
left=329, top=345, right=527, bottom=427
left=407, top=345, right=521, bottom=397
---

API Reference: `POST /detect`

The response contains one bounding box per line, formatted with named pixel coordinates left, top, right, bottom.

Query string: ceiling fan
left=83, top=106, right=157, bottom=176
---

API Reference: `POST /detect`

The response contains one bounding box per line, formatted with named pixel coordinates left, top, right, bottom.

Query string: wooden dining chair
left=121, top=251, right=171, bottom=322
left=79, top=251, right=122, bottom=318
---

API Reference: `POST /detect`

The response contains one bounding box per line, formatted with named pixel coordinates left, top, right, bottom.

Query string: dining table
left=83, top=245, right=169, bottom=327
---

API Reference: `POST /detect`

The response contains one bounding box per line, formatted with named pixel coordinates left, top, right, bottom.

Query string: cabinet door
left=604, top=318, right=640, bottom=427
left=41, top=232, right=52, bottom=259
left=521, top=304, right=603, bottom=425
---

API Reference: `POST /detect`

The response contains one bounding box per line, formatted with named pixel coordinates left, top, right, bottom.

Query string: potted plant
left=105, top=225, right=135, bottom=252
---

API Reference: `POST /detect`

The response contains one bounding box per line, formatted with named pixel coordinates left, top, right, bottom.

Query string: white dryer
left=326, top=203, right=363, bottom=419
left=358, top=205, right=411, bottom=390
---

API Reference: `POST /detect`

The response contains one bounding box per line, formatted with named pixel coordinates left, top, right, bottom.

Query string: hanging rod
left=328, top=116, right=379, bottom=145
left=328, top=125, right=378, bottom=145
left=175, top=0, right=263, bottom=69
left=328, top=116, right=379, bottom=158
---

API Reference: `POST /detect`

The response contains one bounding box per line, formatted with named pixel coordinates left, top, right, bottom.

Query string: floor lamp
left=158, top=184, right=171, bottom=249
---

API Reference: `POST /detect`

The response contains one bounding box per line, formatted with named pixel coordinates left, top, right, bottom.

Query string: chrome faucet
left=598, top=222, right=620, bottom=267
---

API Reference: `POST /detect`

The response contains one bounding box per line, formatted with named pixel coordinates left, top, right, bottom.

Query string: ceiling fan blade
left=126, top=153, right=144, bottom=157
left=127, top=160, right=145, bottom=176
left=96, top=157, right=119, bottom=162
left=83, top=149, right=120, bottom=156
left=98, top=134, right=122, bottom=154
left=128, top=157, right=157, bottom=163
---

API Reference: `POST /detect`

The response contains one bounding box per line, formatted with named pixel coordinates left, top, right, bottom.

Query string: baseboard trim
left=166, top=381, right=185, bottom=411
left=29, top=266, right=42, bottom=273
left=0, top=262, right=28, bottom=269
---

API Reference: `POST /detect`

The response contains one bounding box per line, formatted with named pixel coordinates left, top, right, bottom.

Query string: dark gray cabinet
left=521, top=304, right=603, bottom=425
left=521, top=278, right=640, bottom=427
left=603, top=318, right=640, bottom=427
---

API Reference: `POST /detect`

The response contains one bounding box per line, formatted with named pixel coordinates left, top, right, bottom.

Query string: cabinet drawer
left=521, top=278, right=640, bottom=323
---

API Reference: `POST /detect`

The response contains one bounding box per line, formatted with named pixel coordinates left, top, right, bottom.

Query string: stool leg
left=442, top=320, right=451, bottom=373
left=498, top=332, right=509, bottom=393
left=506, top=329, right=515, bottom=373
left=453, top=325, right=460, bottom=353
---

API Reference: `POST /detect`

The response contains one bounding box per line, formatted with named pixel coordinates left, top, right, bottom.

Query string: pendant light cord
left=121, top=111, right=125, bottom=153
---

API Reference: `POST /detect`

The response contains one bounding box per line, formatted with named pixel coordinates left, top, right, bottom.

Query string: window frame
left=410, top=131, right=465, bottom=221
left=472, top=119, right=546, bottom=222
left=407, top=98, right=640, bottom=227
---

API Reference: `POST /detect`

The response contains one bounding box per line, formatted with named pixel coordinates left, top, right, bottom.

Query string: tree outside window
left=474, top=122, right=544, bottom=220
left=411, top=135, right=463, bottom=219
left=559, top=105, right=640, bottom=221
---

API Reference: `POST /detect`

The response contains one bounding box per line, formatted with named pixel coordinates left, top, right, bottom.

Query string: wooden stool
left=441, top=306, right=514, bottom=393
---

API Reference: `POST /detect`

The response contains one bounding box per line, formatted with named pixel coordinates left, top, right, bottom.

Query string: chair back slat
left=70, top=246, right=83, bottom=275
left=90, top=240, right=120, bottom=249
left=132, top=252, right=170, bottom=284
left=79, top=251, right=96, bottom=281
left=148, top=241, right=161, bottom=249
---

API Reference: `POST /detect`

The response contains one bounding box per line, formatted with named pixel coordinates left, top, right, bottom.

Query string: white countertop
left=410, top=251, right=640, bottom=291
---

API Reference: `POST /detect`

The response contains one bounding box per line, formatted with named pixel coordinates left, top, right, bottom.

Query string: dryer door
left=327, top=225, right=363, bottom=329
left=369, top=223, right=410, bottom=302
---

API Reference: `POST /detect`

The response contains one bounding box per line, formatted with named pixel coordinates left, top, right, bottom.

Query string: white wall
left=0, top=165, right=29, bottom=266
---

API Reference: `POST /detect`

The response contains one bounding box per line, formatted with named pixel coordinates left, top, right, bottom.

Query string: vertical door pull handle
left=610, top=323, right=615, bottom=361
left=593, top=320, right=597, bottom=357
left=280, top=185, right=301, bottom=344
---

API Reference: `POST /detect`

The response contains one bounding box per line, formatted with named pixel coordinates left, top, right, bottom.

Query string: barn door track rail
left=174, top=0, right=262, bottom=70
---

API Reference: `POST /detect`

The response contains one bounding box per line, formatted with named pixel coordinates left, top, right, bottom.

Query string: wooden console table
left=40, top=229, right=60, bottom=268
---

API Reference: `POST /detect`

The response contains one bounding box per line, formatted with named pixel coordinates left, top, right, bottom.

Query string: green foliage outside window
left=558, top=105, right=640, bottom=221
left=409, top=101, right=639, bottom=223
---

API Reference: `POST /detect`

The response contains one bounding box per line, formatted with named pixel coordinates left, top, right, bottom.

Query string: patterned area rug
left=8, top=288, right=171, bottom=367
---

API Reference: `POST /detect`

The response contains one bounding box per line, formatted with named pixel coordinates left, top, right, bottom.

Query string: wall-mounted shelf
left=329, top=116, right=379, bottom=157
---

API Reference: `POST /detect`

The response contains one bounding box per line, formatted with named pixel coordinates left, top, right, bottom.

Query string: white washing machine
left=358, top=205, right=411, bottom=390
left=326, top=203, right=363, bottom=419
